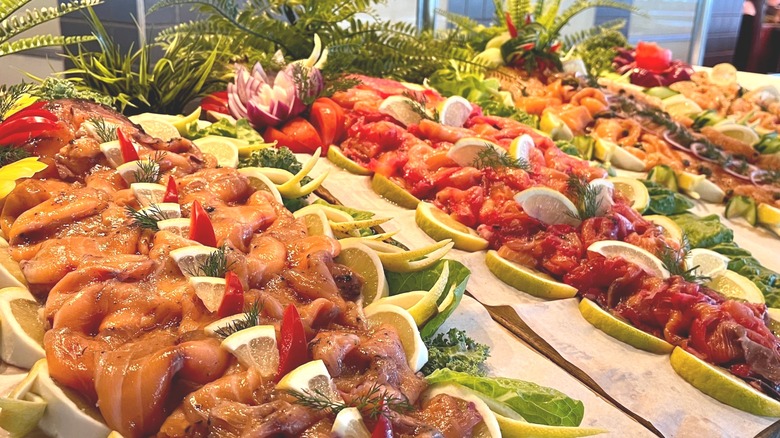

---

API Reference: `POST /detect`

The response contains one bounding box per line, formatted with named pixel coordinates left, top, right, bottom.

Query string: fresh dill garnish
left=125, top=204, right=167, bottom=231
left=320, top=75, right=361, bottom=99
left=0, top=146, right=31, bottom=166
left=401, top=90, right=437, bottom=122
left=471, top=144, right=531, bottom=171
left=185, top=243, right=233, bottom=278
left=657, top=234, right=710, bottom=284
left=133, top=151, right=166, bottom=184
left=567, top=175, right=604, bottom=220
left=88, top=117, right=118, bottom=143
left=291, top=63, right=318, bottom=106
left=0, top=83, right=35, bottom=120
left=288, top=381, right=414, bottom=419
left=212, top=299, right=263, bottom=339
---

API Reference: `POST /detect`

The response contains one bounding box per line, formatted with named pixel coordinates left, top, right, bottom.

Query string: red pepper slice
left=218, top=271, right=244, bottom=317
left=276, top=304, right=308, bottom=380
left=0, top=123, right=58, bottom=146
left=520, top=43, right=535, bottom=51
left=505, top=12, right=518, bottom=38
left=201, top=91, right=229, bottom=114
left=188, top=200, right=217, bottom=247
left=371, top=407, right=393, bottom=438
left=117, top=128, right=139, bottom=163
left=0, top=116, right=58, bottom=138
left=550, top=42, right=561, bottom=53
left=163, top=176, right=179, bottom=203
left=3, top=103, right=57, bottom=124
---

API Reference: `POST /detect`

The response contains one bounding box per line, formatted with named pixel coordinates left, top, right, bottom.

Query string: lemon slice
left=367, top=291, right=428, bottom=310
left=132, top=118, right=180, bottom=141
left=670, top=347, right=780, bottom=417
left=494, top=411, right=605, bottom=438
left=329, top=217, right=391, bottom=238
left=116, top=159, right=157, bottom=185
left=0, top=392, right=46, bottom=437
left=331, top=407, right=370, bottom=438
left=189, top=276, right=227, bottom=313
left=276, top=359, right=343, bottom=402
left=609, top=144, right=645, bottom=171
left=371, top=173, right=421, bottom=209
left=706, top=270, right=765, bottom=304
left=139, top=202, right=181, bottom=220
left=686, top=248, right=729, bottom=279
left=375, top=240, right=454, bottom=273
left=662, top=95, right=703, bottom=118
left=514, top=187, right=581, bottom=227
left=0, top=288, right=44, bottom=368
left=608, top=176, right=650, bottom=213
left=540, top=112, right=574, bottom=141
left=712, top=123, right=760, bottom=146
left=156, top=217, right=191, bottom=236
left=509, top=134, right=534, bottom=162
left=0, top=246, right=27, bottom=289
left=378, top=95, right=426, bottom=127
left=276, top=148, right=328, bottom=198
left=447, top=138, right=504, bottom=167
left=406, top=262, right=450, bottom=326
left=644, top=215, right=683, bottom=244
left=757, top=203, right=780, bottom=227
left=593, top=138, right=615, bottom=162
left=221, top=325, right=279, bottom=376
left=676, top=171, right=725, bottom=203
left=579, top=298, right=673, bottom=354
left=100, top=140, right=130, bottom=168
left=335, top=240, right=389, bottom=305
left=327, top=145, right=372, bottom=175
left=587, top=240, right=670, bottom=278
left=587, top=178, right=615, bottom=216
left=364, top=304, right=428, bottom=372
left=130, top=182, right=166, bottom=207
left=237, top=167, right=284, bottom=204
left=415, top=202, right=488, bottom=252
left=294, top=208, right=334, bottom=238
left=193, top=136, right=240, bottom=168
left=438, top=95, right=473, bottom=128
left=422, top=383, right=502, bottom=437
left=485, top=250, right=577, bottom=299
left=170, top=245, right=220, bottom=277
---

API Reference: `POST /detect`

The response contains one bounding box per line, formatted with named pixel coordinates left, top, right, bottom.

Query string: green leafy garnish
left=567, top=174, right=603, bottom=220
left=386, top=259, right=471, bottom=339
left=0, top=146, right=31, bottom=166
left=88, top=117, right=118, bottom=143
left=0, top=83, right=35, bottom=118
left=421, top=328, right=490, bottom=376
left=641, top=181, right=693, bottom=216
left=567, top=22, right=628, bottom=77
left=212, top=299, right=262, bottom=339
left=185, top=244, right=232, bottom=278
left=426, top=368, right=585, bottom=427
left=472, top=144, right=531, bottom=171
left=133, top=151, right=166, bottom=184
left=125, top=204, right=167, bottom=231
left=287, top=381, right=413, bottom=419
left=239, top=146, right=305, bottom=173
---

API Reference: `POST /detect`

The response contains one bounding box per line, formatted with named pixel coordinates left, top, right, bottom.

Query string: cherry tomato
left=635, top=41, right=672, bottom=73
left=276, top=304, right=308, bottom=380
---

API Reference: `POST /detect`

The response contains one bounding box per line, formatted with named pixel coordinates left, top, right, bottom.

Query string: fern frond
left=550, top=0, right=637, bottom=38
left=537, top=0, right=562, bottom=28
left=0, top=0, right=29, bottom=23
left=0, top=0, right=101, bottom=41
left=561, top=18, right=625, bottom=50
left=0, top=34, right=94, bottom=56
left=437, top=8, right=482, bottom=33
left=509, top=0, right=531, bottom=28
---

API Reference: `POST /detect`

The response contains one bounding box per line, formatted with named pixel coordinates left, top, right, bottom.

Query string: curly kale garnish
left=421, top=328, right=490, bottom=376
left=239, top=146, right=302, bottom=172
left=472, top=143, right=531, bottom=171
left=212, top=299, right=263, bottom=339
left=288, top=381, right=414, bottom=419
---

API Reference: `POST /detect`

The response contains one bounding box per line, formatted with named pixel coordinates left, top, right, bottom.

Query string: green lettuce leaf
left=426, top=369, right=585, bottom=427
left=386, top=259, right=471, bottom=339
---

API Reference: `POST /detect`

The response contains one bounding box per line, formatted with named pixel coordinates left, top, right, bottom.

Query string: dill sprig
left=88, top=117, right=118, bottom=143
left=0, top=147, right=31, bottom=166
left=321, top=75, right=361, bottom=99
left=567, top=175, right=604, bottom=220
left=125, top=204, right=167, bottom=231
left=0, top=83, right=35, bottom=120
left=288, top=381, right=414, bottom=419
left=133, top=151, right=166, bottom=184
left=401, top=91, right=437, bottom=122
left=185, top=243, right=233, bottom=277
left=657, top=234, right=710, bottom=284
left=472, top=144, right=531, bottom=171
left=212, top=299, right=263, bottom=339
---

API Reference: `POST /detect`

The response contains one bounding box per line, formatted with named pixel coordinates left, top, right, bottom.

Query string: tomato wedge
left=117, top=128, right=139, bottom=162
left=280, top=117, right=323, bottom=153
left=218, top=271, right=244, bottom=317
left=309, top=97, right=345, bottom=147
left=201, top=91, right=229, bottom=114
left=163, top=176, right=179, bottom=203
left=635, top=41, right=672, bottom=73
left=263, top=127, right=309, bottom=154
left=189, top=200, right=217, bottom=247
left=276, top=304, right=308, bottom=380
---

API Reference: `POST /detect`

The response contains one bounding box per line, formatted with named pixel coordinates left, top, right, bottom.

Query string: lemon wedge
left=371, top=173, right=421, bottom=209
left=364, top=304, right=428, bottom=372
left=170, top=245, right=220, bottom=277
left=327, top=145, right=372, bottom=175
left=334, top=240, right=389, bottom=305
left=331, top=407, right=370, bottom=438
left=0, top=287, right=44, bottom=368
left=485, top=250, right=578, bottom=299
left=514, top=187, right=581, bottom=227
left=676, top=171, right=725, bottom=203
left=221, top=325, right=279, bottom=377
left=706, top=270, right=765, bottom=304
left=189, top=276, right=227, bottom=313
left=378, top=95, right=427, bottom=127
left=276, top=359, right=344, bottom=402
left=447, top=138, right=504, bottom=167
left=438, top=95, right=473, bottom=128
left=193, top=136, right=241, bottom=168
left=415, top=202, right=489, bottom=252
left=237, top=167, right=284, bottom=204
left=608, top=176, right=650, bottom=213
left=587, top=240, right=669, bottom=278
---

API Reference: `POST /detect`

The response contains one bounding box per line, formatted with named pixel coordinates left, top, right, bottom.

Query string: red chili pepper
left=276, top=304, right=308, bottom=380
left=505, top=12, right=517, bottom=38
left=218, top=271, right=244, bottom=317
left=201, top=91, right=229, bottom=114
left=0, top=117, right=59, bottom=147
left=188, top=200, right=217, bottom=247
left=117, top=128, right=139, bottom=163
left=3, top=102, right=57, bottom=124
left=371, top=405, right=393, bottom=438
left=520, top=43, right=535, bottom=51
left=163, top=176, right=179, bottom=203
left=550, top=42, right=561, bottom=53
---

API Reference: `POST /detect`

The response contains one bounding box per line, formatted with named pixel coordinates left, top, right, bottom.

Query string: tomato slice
left=308, top=97, right=346, bottom=147
left=263, top=126, right=308, bottom=153
left=280, top=117, right=323, bottom=153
